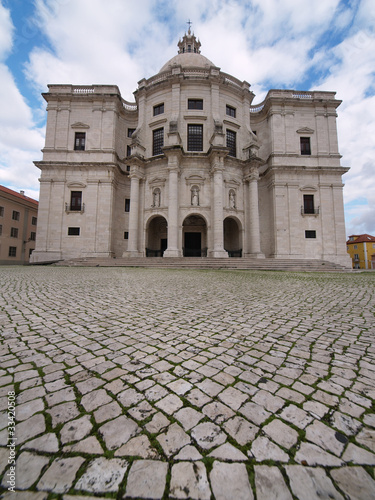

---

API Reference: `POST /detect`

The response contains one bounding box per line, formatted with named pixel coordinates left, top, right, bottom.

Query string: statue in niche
left=229, top=190, right=236, bottom=209
left=152, top=188, right=161, bottom=207
left=191, top=186, right=199, bottom=206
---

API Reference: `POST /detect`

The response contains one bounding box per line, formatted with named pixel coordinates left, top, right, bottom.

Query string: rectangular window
left=300, top=137, right=311, bottom=155
left=354, top=245, right=358, bottom=249
left=10, top=227, right=18, bottom=238
left=152, top=127, right=164, bottom=156
left=226, top=105, right=236, bottom=118
left=305, top=230, right=316, bottom=239
left=68, top=227, right=80, bottom=236
left=127, top=128, right=136, bottom=138
left=0, top=206, right=4, bottom=217
left=124, top=231, right=129, bottom=239
left=8, top=246, right=17, bottom=257
left=188, top=124, right=203, bottom=152
left=127, top=145, right=132, bottom=157
left=153, top=103, right=164, bottom=116
left=74, top=132, right=86, bottom=151
left=188, top=99, right=203, bottom=110
left=12, top=210, right=20, bottom=221
left=30, top=232, right=36, bottom=241
left=354, top=253, right=359, bottom=260
left=226, top=129, right=236, bottom=157
left=303, top=195, right=315, bottom=214
left=32, top=216, right=37, bottom=225
left=70, top=191, right=82, bottom=211
left=0, top=225, right=2, bottom=235
left=125, top=199, right=130, bottom=212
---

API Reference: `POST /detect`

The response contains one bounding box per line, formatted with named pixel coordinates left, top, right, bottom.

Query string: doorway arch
left=146, top=216, right=168, bottom=257
left=182, top=214, right=207, bottom=257
left=224, top=217, right=242, bottom=257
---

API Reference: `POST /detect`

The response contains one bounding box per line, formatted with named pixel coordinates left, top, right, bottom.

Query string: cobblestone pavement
left=0, top=266, right=375, bottom=500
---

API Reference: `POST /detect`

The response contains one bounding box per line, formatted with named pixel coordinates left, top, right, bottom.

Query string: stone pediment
left=67, top=181, right=87, bottom=188
left=185, top=175, right=206, bottom=187
left=71, top=122, right=90, bottom=129
left=296, top=127, right=314, bottom=134
left=149, top=177, right=166, bottom=187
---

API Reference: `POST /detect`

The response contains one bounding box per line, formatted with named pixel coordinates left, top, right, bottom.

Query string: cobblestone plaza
left=0, top=266, right=374, bottom=499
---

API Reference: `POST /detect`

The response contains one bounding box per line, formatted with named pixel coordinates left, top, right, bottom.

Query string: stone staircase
left=54, top=257, right=350, bottom=272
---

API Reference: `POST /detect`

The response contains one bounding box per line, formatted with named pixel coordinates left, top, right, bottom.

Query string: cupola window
left=188, top=99, right=203, bottom=110
left=188, top=124, right=203, bottom=152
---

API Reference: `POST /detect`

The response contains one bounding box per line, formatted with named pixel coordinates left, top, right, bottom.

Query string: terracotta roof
left=347, top=234, right=375, bottom=244
left=0, top=185, right=38, bottom=206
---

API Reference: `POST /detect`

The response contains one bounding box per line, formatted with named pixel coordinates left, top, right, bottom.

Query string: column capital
left=129, top=164, right=145, bottom=180
left=244, top=166, right=260, bottom=182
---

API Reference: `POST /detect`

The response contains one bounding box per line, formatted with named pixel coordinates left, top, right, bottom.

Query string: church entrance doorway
left=224, top=217, right=242, bottom=257
left=146, top=216, right=168, bottom=257
left=182, top=215, right=207, bottom=257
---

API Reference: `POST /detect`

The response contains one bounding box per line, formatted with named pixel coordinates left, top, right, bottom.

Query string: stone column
left=126, top=168, right=143, bottom=257
left=210, top=154, right=228, bottom=258
left=164, top=151, right=181, bottom=257
left=247, top=167, right=264, bottom=257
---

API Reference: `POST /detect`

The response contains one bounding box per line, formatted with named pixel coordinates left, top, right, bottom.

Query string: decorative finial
left=187, top=19, right=192, bottom=34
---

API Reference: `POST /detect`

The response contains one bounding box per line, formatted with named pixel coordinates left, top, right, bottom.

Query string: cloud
left=0, top=3, right=43, bottom=194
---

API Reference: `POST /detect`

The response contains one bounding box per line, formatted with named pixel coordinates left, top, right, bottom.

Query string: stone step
left=54, top=257, right=349, bottom=272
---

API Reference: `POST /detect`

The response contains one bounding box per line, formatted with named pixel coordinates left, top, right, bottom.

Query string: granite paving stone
left=0, top=267, right=374, bottom=499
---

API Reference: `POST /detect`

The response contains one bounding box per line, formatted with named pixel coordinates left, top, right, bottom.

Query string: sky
left=0, top=0, right=374, bottom=237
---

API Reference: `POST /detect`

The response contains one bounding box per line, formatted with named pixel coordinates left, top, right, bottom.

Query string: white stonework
left=31, top=30, right=351, bottom=266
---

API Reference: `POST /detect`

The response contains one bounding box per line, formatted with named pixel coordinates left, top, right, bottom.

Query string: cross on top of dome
left=177, top=21, right=201, bottom=54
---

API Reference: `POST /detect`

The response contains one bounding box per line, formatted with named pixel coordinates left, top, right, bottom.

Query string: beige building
left=0, top=185, right=38, bottom=265
left=31, top=29, right=351, bottom=266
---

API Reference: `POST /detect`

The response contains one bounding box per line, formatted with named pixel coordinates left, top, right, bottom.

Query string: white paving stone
left=255, top=465, right=293, bottom=500
left=210, top=462, right=253, bottom=500
left=75, top=457, right=127, bottom=493
left=170, top=461, right=211, bottom=499
left=285, top=465, right=344, bottom=500
left=125, top=460, right=168, bottom=499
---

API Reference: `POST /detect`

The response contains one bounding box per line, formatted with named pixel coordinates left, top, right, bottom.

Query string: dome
left=159, top=52, right=215, bottom=73
left=159, top=28, right=215, bottom=73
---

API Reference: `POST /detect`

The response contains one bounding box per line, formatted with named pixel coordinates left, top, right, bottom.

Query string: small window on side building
left=127, top=128, right=136, bottom=138
left=303, top=195, right=315, bottom=214
left=124, top=231, right=129, bottom=239
left=305, top=230, right=316, bottom=239
left=9, top=246, right=17, bottom=257
left=32, top=216, right=37, bottom=225
left=68, top=227, right=80, bottom=236
left=70, top=191, right=82, bottom=211
left=10, top=227, right=18, bottom=238
left=125, top=199, right=130, bottom=212
left=0, top=206, right=4, bottom=217
left=74, top=132, right=86, bottom=151
left=12, top=210, right=20, bottom=221
left=300, top=137, right=311, bottom=155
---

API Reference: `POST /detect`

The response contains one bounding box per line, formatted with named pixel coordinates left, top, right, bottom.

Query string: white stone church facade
left=31, top=30, right=350, bottom=266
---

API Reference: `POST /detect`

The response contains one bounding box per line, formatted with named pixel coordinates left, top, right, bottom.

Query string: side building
left=0, top=185, right=38, bottom=265
left=347, top=234, right=375, bottom=269
left=30, top=30, right=351, bottom=267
